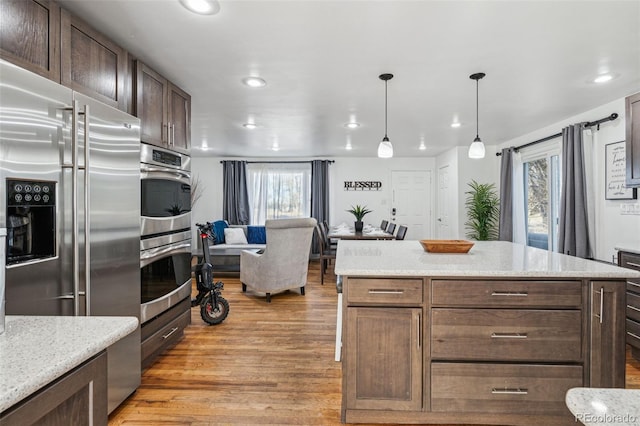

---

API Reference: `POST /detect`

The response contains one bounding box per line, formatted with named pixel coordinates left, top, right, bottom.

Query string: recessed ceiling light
left=450, top=122, right=461, bottom=128
left=179, top=0, right=220, bottom=15
left=345, top=144, right=353, bottom=150
left=419, top=141, right=426, bottom=150
left=243, top=123, right=257, bottom=129
left=593, top=74, right=613, bottom=84
left=345, top=122, right=360, bottom=129
left=242, top=77, right=266, bottom=88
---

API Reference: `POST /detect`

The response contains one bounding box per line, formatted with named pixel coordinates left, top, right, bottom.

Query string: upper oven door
left=140, top=166, right=191, bottom=236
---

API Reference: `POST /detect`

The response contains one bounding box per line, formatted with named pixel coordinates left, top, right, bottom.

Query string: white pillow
left=224, top=227, right=248, bottom=244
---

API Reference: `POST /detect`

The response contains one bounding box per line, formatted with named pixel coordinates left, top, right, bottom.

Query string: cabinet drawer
left=432, top=279, right=582, bottom=308
left=142, top=308, right=190, bottom=367
left=431, top=363, right=582, bottom=415
left=431, top=309, right=582, bottom=362
left=628, top=292, right=640, bottom=322
left=620, top=251, right=640, bottom=270
left=628, top=318, right=640, bottom=347
left=345, top=278, right=422, bottom=306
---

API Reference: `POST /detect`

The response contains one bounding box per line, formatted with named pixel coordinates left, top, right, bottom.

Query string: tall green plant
left=464, top=180, right=500, bottom=241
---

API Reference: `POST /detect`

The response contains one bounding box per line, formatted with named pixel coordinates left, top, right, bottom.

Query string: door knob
left=437, top=218, right=442, bottom=222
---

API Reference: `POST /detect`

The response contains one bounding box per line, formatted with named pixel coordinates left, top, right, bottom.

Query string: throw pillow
left=212, top=220, right=228, bottom=244
left=224, top=227, right=248, bottom=245
left=246, top=226, right=267, bottom=244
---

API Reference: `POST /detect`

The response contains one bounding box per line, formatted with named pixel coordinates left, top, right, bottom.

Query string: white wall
left=190, top=156, right=436, bottom=245
left=496, top=97, right=640, bottom=262
left=435, top=145, right=499, bottom=239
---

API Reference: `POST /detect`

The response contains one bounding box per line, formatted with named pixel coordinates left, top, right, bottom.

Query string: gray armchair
left=240, top=218, right=317, bottom=302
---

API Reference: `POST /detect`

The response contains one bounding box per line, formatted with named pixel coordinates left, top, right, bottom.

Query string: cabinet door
left=168, top=83, right=191, bottom=153
left=135, top=60, right=168, bottom=148
left=0, top=0, right=60, bottom=81
left=61, top=9, right=127, bottom=110
left=345, top=307, right=422, bottom=411
left=627, top=92, right=640, bottom=187
left=589, top=281, right=626, bottom=387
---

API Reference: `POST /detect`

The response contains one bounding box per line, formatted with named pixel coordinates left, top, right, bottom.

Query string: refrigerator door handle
left=71, top=100, right=80, bottom=316
left=83, top=104, right=91, bottom=316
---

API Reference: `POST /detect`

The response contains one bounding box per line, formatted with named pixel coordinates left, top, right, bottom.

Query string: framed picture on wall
left=605, top=141, right=637, bottom=200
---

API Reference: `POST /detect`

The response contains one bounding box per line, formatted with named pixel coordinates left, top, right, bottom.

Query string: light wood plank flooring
left=109, top=260, right=640, bottom=425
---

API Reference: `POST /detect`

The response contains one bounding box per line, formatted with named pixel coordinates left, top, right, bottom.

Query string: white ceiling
left=57, top=0, right=640, bottom=158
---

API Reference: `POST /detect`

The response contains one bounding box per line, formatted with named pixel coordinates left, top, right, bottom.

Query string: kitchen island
left=334, top=240, right=640, bottom=426
left=0, top=315, right=138, bottom=425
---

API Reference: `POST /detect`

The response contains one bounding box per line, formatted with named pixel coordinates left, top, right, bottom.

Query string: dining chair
left=395, top=225, right=407, bottom=240
left=386, top=222, right=396, bottom=235
left=380, top=219, right=389, bottom=231
left=323, top=219, right=338, bottom=249
left=315, top=224, right=336, bottom=285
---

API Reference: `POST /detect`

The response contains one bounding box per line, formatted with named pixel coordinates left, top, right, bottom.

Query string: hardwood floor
left=109, top=261, right=640, bottom=425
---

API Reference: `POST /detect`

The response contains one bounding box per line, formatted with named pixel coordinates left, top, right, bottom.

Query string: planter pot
left=354, top=221, right=364, bottom=232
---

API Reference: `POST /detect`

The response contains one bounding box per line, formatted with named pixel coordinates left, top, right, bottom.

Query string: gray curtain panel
left=310, top=160, right=331, bottom=254
left=498, top=147, right=514, bottom=241
left=222, top=160, right=250, bottom=225
left=558, top=123, right=591, bottom=258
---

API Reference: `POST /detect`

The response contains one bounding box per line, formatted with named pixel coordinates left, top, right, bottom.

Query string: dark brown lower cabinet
left=0, top=351, right=107, bottom=426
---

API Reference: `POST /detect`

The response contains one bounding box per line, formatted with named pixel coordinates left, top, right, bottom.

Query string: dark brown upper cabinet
left=626, top=92, right=640, bottom=188
left=0, top=0, right=61, bottom=81
left=135, top=60, right=191, bottom=154
left=61, top=9, right=127, bottom=111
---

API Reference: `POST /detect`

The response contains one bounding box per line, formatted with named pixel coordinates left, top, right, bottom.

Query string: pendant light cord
left=384, top=80, right=388, bottom=138
left=475, top=78, right=479, bottom=139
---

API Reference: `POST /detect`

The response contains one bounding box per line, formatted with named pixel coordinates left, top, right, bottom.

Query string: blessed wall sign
left=344, top=181, right=382, bottom=191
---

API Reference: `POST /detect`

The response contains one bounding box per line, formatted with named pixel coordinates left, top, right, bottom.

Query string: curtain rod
left=219, top=160, right=335, bottom=164
left=495, top=113, right=618, bottom=156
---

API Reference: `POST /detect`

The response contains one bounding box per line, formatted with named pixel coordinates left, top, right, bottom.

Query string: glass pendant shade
left=378, top=137, right=393, bottom=158
left=468, top=136, right=485, bottom=159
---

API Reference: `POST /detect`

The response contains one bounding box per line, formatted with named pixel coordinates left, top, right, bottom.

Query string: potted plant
left=347, top=205, right=372, bottom=232
left=464, top=180, right=500, bottom=241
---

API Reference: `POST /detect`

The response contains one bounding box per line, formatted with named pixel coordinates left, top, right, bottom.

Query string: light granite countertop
left=616, top=245, right=640, bottom=256
left=334, top=240, right=640, bottom=278
left=0, top=315, right=138, bottom=413
left=565, top=388, right=640, bottom=425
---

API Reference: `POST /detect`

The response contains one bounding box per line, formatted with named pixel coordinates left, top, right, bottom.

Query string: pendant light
left=468, top=72, right=486, bottom=159
left=378, top=73, right=394, bottom=158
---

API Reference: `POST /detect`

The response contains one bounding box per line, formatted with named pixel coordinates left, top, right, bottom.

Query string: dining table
left=327, top=224, right=396, bottom=240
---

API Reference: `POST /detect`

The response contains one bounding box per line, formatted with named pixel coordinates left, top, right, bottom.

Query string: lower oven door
left=140, top=237, right=192, bottom=324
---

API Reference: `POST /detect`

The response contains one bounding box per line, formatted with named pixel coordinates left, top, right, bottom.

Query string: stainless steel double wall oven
left=139, top=144, right=192, bottom=325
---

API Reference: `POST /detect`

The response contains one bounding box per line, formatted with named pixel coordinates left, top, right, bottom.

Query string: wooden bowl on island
left=419, top=239, right=474, bottom=253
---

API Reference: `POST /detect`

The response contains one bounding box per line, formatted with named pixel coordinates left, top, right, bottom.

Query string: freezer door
left=73, top=92, right=142, bottom=412
left=0, top=60, right=74, bottom=316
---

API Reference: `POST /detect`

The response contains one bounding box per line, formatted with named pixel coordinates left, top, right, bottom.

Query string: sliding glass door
left=523, top=153, right=560, bottom=251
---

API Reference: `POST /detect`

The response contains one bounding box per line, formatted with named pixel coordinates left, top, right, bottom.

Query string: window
left=522, top=152, right=560, bottom=251
left=246, top=163, right=311, bottom=225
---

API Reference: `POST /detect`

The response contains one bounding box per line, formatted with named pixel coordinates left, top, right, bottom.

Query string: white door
left=391, top=170, right=432, bottom=240
left=437, top=165, right=452, bottom=238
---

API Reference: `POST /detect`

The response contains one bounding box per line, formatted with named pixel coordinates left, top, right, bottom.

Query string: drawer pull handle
left=368, top=289, right=404, bottom=295
left=626, top=261, right=640, bottom=268
left=162, top=327, right=179, bottom=339
left=628, top=332, right=640, bottom=340
left=491, top=291, right=528, bottom=297
left=491, top=332, right=528, bottom=339
left=628, top=282, right=640, bottom=289
left=628, top=305, right=640, bottom=313
left=491, top=388, right=528, bottom=395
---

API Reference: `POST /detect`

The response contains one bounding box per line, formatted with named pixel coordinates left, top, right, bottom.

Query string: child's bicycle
left=191, top=222, right=229, bottom=325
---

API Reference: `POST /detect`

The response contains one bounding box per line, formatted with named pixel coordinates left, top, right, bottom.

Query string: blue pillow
left=246, top=226, right=266, bottom=244
left=211, top=220, right=228, bottom=244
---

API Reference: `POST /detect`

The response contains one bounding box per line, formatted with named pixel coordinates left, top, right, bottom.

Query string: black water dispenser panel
left=6, top=179, right=56, bottom=265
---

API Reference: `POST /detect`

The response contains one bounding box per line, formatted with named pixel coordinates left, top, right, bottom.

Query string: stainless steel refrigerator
left=0, top=59, right=141, bottom=412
